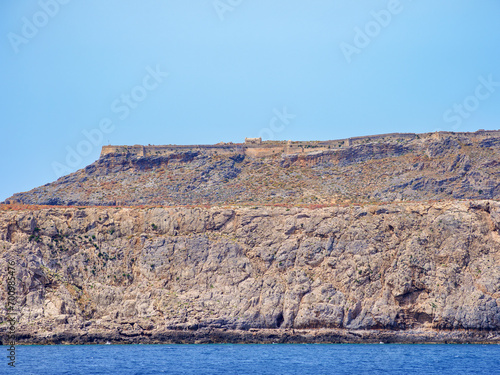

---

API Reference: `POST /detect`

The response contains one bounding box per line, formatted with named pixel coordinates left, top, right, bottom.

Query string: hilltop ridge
left=5, top=130, right=500, bottom=207
left=100, top=129, right=500, bottom=158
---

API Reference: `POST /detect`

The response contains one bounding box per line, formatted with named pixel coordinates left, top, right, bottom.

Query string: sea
left=5, top=344, right=500, bottom=374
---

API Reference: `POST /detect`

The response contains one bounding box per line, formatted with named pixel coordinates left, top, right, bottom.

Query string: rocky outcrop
left=1, top=201, right=499, bottom=344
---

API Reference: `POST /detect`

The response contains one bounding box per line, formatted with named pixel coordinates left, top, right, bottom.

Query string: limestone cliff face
left=1, top=201, right=499, bottom=343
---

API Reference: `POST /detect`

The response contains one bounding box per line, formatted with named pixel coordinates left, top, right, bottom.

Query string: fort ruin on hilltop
left=100, top=129, right=500, bottom=158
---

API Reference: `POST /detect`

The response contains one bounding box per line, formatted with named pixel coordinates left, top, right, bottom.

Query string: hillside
left=2, top=130, right=500, bottom=344
left=4, top=130, right=500, bottom=206
left=0, top=201, right=499, bottom=344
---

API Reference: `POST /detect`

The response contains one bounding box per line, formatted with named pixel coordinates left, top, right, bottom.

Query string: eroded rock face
left=0, top=201, right=499, bottom=343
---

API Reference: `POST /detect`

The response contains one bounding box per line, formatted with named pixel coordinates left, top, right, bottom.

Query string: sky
left=0, top=0, right=499, bottom=201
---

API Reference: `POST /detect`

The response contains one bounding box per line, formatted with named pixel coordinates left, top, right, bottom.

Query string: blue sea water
left=4, top=344, right=500, bottom=374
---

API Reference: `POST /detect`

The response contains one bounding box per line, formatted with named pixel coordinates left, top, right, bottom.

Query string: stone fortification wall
left=101, top=144, right=246, bottom=158
left=101, top=145, right=146, bottom=157
left=142, top=144, right=244, bottom=157
left=348, top=132, right=417, bottom=145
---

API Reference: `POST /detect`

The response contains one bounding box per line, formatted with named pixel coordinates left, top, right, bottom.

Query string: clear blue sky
left=1, top=0, right=499, bottom=201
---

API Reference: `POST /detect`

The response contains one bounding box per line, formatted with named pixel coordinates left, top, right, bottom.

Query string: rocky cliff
left=1, top=201, right=499, bottom=344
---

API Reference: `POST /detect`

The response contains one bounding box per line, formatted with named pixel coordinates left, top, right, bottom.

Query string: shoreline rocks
left=6, top=327, right=500, bottom=345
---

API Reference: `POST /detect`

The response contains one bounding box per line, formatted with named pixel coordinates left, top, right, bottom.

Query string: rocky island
left=1, top=130, right=499, bottom=344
